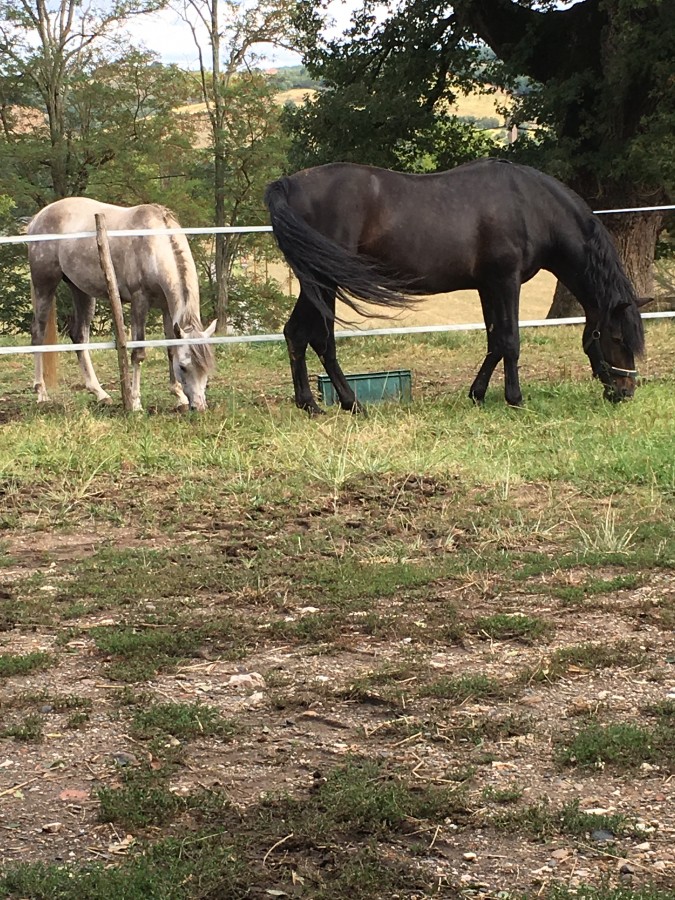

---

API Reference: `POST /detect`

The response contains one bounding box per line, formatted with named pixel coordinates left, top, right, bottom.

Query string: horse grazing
left=264, top=159, right=645, bottom=414
left=28, top=198, right=217, bottom=411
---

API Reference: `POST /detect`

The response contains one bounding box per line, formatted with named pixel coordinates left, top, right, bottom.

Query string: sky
left=127, top=1, right=358, bottom=70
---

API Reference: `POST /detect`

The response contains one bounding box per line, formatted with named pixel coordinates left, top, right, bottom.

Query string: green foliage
left=283, top=90, right=498, bottom=173
left=131, top=702, right=235, bottom=741
left=97, top=769, right=189, bottom=829
left=420, top=673, right=507, bottom=702
left=290, top=0, right=675, bottom=205
left=0, top=195, right=31, bottom=334
left=1, top=713, right=44, bottom=741
left=268, top=64, right=322, bottom=92
left=225, top=274, right=290, bottom=334
left=472, top=612, right=551, bottom=642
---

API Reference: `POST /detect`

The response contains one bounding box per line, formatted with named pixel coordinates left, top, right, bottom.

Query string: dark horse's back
left=267, top=159, right=592, bottom=296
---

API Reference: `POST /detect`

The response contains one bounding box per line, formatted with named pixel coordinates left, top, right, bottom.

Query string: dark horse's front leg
left=470, top=279, right=523, bottom=407
left=284, top=289, right=365, bottom=416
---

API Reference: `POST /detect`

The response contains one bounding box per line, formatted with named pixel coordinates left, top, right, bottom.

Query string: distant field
left=265, top=261, right=557, bottom=326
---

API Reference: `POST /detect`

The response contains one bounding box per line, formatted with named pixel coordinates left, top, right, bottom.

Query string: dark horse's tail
left=584, top=216, right=645, bottom=356
left=264, top=178, right=413, bottom=321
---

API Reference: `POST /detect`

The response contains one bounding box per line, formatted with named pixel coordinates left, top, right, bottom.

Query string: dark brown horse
left=264, top=159, right=645, bottom=414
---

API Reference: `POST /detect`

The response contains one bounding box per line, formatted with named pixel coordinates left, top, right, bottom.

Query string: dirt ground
left=1, top=487, right=674, bottom=895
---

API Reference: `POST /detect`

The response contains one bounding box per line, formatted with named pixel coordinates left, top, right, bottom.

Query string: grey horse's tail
left=32, top=283, right=58, bottom=388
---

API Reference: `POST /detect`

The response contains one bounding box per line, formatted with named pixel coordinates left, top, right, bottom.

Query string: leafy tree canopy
left=289, top=0, right=674, bottom=205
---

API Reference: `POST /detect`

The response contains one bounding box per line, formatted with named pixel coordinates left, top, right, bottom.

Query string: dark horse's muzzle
left=584, top=329, right=637, bottom=402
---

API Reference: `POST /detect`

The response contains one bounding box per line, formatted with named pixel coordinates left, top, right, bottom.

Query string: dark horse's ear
left=616, top=297, right=652, bottom=312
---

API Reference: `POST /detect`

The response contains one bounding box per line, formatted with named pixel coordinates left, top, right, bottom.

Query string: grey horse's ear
left=174, top=322, right=185, bottom=340
left=635, top=296, right=653, bottom=309
left=205, top=319, right=217, bottom=337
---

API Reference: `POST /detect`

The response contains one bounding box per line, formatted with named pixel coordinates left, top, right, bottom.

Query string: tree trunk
left=547, top=281, right=583, bottom=319
left=547, top=212, right=663, bottom=318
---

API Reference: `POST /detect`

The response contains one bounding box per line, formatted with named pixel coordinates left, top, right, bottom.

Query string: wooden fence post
left=94, top=213, right=134, bottom=412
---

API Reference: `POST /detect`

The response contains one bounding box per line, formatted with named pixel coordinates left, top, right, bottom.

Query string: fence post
left=94, top=213, right=134, bottom=412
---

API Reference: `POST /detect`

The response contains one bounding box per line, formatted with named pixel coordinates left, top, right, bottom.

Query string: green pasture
left=1, top=322, right=674, bottom=491
left=0, top=321, right=674, bottom=899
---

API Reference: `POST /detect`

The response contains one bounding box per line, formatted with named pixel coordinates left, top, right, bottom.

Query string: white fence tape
left=0, top=203, right=673, bottom=357
left=0, top=203, right=673, bottom=247
left=0, top=225, right=273, bottom=246
left=1, top=311, right=672, bottom=357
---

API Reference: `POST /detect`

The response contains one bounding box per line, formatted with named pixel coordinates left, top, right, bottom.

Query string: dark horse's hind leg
left=470, top=278, right=523, bottom=407
left=284, top=288, right=364, bottom=415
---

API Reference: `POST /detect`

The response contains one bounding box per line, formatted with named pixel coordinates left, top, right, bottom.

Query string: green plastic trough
left=317, top=369, right=412, bottom=406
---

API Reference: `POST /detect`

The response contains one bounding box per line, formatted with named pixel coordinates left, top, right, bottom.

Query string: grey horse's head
left=173, top=320, right=217, bottom=411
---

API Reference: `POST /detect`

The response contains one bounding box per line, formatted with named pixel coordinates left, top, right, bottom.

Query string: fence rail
left=1, top=311, right=672, bottom=357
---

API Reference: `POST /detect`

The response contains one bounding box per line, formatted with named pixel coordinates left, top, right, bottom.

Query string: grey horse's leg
left=162, top=310, right=189, bottom=409
left=128, top=293, right=151, bottom=412
left=68, top=285, right=112, bottom=403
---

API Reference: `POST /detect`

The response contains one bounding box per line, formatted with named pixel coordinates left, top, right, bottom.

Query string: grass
left=1, top=325, right=674, bottom=897
left=490, top=797, right=633, bottom=839
left=419, top=672, right=509, bottom=701
left=130, top=701, right=235, bottom=741
left=472, top=612, right=552, bottom=642
left=521, top=640, right=649, bottom=683
left=557, top=722, right=675, bottom=769
left=0, top=651, right=54, bottom=677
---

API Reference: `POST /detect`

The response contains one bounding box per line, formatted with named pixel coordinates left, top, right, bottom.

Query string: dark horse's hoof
left=305, top=405, right=326, bottom=418
left=345, top=401, right=367, bottom=417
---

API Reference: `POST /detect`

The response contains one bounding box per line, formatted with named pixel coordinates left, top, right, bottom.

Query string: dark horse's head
left=583, top=300, right=647, bottom=402
left=581, top=218, right=647, bottom=402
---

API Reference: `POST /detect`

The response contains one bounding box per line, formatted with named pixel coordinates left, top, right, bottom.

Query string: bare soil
left=1, top=480, right=674, bottom=895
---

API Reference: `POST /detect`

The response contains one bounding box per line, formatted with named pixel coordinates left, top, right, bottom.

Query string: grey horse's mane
left=158, top=206, right=216, bottom=376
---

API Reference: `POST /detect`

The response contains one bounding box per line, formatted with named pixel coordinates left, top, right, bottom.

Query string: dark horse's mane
left=583, top=216, right=645, bottom=355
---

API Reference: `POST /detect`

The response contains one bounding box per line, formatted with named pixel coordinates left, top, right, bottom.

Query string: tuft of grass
left=92, top=626, right=201, bottom=659
left=131, top=702, right=235, bottom=742
left=552, top=573, right=642, bottom=605
left=482, top=784, right=523, bottom=804
left=490, top=797, right=632, bottom=839
left=457, top=712, right=534, bottom=744
left=557, top=722, right=675, bottom=769
left=1, top=713, right=43, bottom=742
left=0, top=834, right=247, bottom=900
left=265, top=758, right=471, bottom=838
left=521, top=640, right=648, bottom=683
left=547, top=886, right=675, bottom=900
left=420, top=672, right=508, bottom=702
left=97, top=749, right=235, bottom=831
left=569, top=500, right=637, bottom=555
left=472, top=612, right=552, bottom=642
left=0, top=651, right=54, bottom=678
left=92, top=626, right=203, bottom=680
